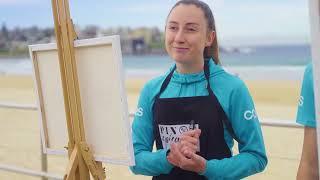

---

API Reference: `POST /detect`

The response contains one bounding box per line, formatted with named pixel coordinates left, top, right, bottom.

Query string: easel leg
left=64, top=147, right=79, bottom=180
left=77, top=155, right=90, bottom=180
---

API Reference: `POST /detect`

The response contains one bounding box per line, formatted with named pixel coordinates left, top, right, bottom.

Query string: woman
left=130, top=0, right=267, bottom=179
left=296, top=63, right=318, bottom=179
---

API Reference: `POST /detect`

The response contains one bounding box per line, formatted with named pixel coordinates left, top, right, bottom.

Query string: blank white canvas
left=33, top=49, right=68, bottom=151
left=29, top=36, right=134, bottom=165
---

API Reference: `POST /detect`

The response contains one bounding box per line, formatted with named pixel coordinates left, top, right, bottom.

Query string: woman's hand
left=167, top=143, right=206, bottom=173
left=179, top=129, right=201, bottom=158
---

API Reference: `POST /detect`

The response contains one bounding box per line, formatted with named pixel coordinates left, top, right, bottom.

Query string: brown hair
left=167, top=0, right=220, bottom=64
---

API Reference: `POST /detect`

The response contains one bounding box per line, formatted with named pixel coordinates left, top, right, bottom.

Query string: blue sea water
left=124, top=44, right=312, bottom=70
left=0, top=44, right=312, bottom=79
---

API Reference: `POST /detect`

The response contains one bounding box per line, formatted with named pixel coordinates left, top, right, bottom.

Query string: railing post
left=40, top=136, right=48, bottom=180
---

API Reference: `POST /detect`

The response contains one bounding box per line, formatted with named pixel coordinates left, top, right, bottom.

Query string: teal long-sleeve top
left=130, top=60, right=268, bottom=179
left=296, top=62, right=316, bottom=127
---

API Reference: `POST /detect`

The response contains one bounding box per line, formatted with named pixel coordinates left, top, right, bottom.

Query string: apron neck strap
left=155, top=65, right=176, bottom=99
left=204, top=60, right=214, bottom=96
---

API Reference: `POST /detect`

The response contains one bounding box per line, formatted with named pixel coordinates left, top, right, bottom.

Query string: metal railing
left=0, top=102, right=37, bottom=110
left=0, top=163, right=62, bottom=180
left=0, top=102, right=303, bottom=179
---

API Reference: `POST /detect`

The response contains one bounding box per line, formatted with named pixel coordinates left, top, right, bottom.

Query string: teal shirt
left=296, top=63, right=316, bottom=127
left=130, top=60, right=268, bottom=179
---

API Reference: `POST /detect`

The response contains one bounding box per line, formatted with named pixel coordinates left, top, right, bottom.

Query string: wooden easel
left=51, top=0, right=106, bottom=179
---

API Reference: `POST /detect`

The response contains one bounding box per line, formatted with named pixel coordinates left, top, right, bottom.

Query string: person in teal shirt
left=296, top=62, right=319, bottom=179
left=130, top=0, right=267, bottom=179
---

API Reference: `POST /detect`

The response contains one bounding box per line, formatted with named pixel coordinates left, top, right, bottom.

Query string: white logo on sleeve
left=244, top=109, right=257, bottom=120
left=135, top=107, right=144, bottom=117
left=299, top=96, right=304, bottom=106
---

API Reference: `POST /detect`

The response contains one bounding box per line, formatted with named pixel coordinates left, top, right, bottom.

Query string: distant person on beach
left=296, top=62, right=319, bottom=180
left=130, top=0, right=267, bottom=179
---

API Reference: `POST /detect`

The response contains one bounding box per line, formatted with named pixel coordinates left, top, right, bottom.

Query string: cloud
left=214, top=2, right=310, bottom=37
left=201, top=0, right=224, bottom=9
left=165, top=0, right=224, bottom=9
left=113, top=2, right=172, bottom=14
left=0, top=0, right=39, bottom=5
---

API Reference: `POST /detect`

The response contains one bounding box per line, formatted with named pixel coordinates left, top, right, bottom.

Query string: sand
left=0, top=75, right=303, bottom=179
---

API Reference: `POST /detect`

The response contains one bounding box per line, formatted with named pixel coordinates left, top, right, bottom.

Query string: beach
left=0, top=75, right=303, bottom=179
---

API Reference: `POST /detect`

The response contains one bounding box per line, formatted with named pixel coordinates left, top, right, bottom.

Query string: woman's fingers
left=180, top=130, right=201, bottom=153
left=193, top=129, right=201, bottom=138
left=182, top=129, right=201, bottom=138
left=177, top=151, right=207, bottom=173
left=167, top=143, right=181, bottom=166
left=180, top=135, right=198, bottom=145
left=180, top=129, right=201, bottom=147
left=180, top=140, right=198, bottom=154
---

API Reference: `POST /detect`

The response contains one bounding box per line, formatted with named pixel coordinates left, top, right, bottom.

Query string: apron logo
left=179, top=126, right=189, bottom=134
left=299, top=96, right=304, bottom=106
left=158, top=124, right=200, bottom=150
left=244, top=109, right=257, bottom=120
left=135, top=107, right=144, bottom=117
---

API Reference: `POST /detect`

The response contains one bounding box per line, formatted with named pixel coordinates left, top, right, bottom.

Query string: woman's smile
left=173, top=47, right=189, bottom=53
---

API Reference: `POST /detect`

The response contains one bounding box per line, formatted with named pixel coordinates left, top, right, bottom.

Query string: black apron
left=152, top=60, right=242, bottom=180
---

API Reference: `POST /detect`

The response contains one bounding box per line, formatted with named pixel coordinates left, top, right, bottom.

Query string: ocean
left=0, top=44, right=312, bottom=80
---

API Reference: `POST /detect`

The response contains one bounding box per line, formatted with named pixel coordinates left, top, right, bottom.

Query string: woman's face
left=165, top=4, right=214, bottom=65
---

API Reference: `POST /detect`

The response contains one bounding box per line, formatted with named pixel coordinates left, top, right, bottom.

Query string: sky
left=0, top=0, right=312, bottom=46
